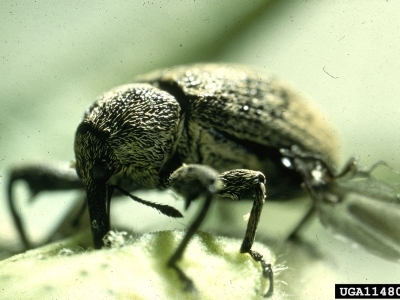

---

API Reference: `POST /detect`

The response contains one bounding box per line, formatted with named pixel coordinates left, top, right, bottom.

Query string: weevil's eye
left=91, top=161, right=113, bottom=183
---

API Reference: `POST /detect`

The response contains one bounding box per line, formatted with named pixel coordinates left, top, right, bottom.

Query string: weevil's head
left=74, top=84, right=181, bottom=248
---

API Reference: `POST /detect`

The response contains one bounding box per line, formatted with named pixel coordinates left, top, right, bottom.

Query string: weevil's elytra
left=8, top=63, right=340, bottom=297
left=136, top=64, right=339, bottom=192
left=137, top=64, right=339, bottom=160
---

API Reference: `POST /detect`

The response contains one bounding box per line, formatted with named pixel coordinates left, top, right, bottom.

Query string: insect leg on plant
left=7, top=162, right=182, bottom=250
left=166, top=164, right=272, bottom=297
left=7, top=163, right=84, bottom=250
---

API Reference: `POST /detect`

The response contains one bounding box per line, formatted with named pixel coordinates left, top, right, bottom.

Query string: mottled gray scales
left=76, top=84, right=182, bottom=188
left=133, top=64, right=338, bottom=199
left=137, top=64, right=339, bottom=167
left=74, top=63, right=339, bottom=200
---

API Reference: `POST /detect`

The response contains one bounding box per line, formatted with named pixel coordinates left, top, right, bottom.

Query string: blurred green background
left=1, top=0, right=400, bottom=299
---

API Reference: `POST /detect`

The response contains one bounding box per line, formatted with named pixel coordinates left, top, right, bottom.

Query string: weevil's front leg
left=7, top=162, right=84, bottom=250
left=218, top=169, right=273, bottom=297
left=167, top=165, right=272, bottom=297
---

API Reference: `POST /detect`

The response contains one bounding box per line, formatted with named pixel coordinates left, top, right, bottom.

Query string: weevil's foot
left=263, top=281, right=274, bottom=298
left=169, top=263, right=197, bottom=294
left=247, top=250, right=274, bottom=297
left=261, top=262, right=273, bottom=297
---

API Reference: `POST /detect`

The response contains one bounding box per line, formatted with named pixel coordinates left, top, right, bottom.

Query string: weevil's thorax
left=76, top=84, right=182, bottom=188
left=176, top=122, right=262, bottom=172
left=174, top=122, right=305, bottom=198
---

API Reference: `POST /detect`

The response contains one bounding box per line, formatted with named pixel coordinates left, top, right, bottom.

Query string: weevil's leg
left=169, top=193, right=213, bottom=291
left=7, top=163, right=84, bottom=250
left=166, top=165, right=272, bottom=296
left=218, top=169, right=273, bottom=297
left=166, top=164, right=219, bottom=292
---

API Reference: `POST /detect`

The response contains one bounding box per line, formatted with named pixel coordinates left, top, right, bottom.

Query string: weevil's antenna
left=111, top=185, right=183, bottom=218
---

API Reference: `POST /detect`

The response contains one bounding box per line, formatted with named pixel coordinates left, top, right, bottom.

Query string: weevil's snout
left=85, top=182, right=111, bottom=249
left=74, top=122, right=120, bottom=249
left=84, top=161, right=116, bottom=249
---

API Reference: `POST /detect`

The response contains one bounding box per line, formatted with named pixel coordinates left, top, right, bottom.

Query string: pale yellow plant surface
left=0, top=230, right=284, bottom=300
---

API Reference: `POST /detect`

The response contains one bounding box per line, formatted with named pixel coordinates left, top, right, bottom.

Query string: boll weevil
left=8, top=63, right=342, bottom=297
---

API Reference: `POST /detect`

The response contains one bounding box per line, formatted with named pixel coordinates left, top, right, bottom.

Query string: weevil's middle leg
left=167, top=193, right=213, bottom=292
left=166, top=164, right=218, bottom=292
